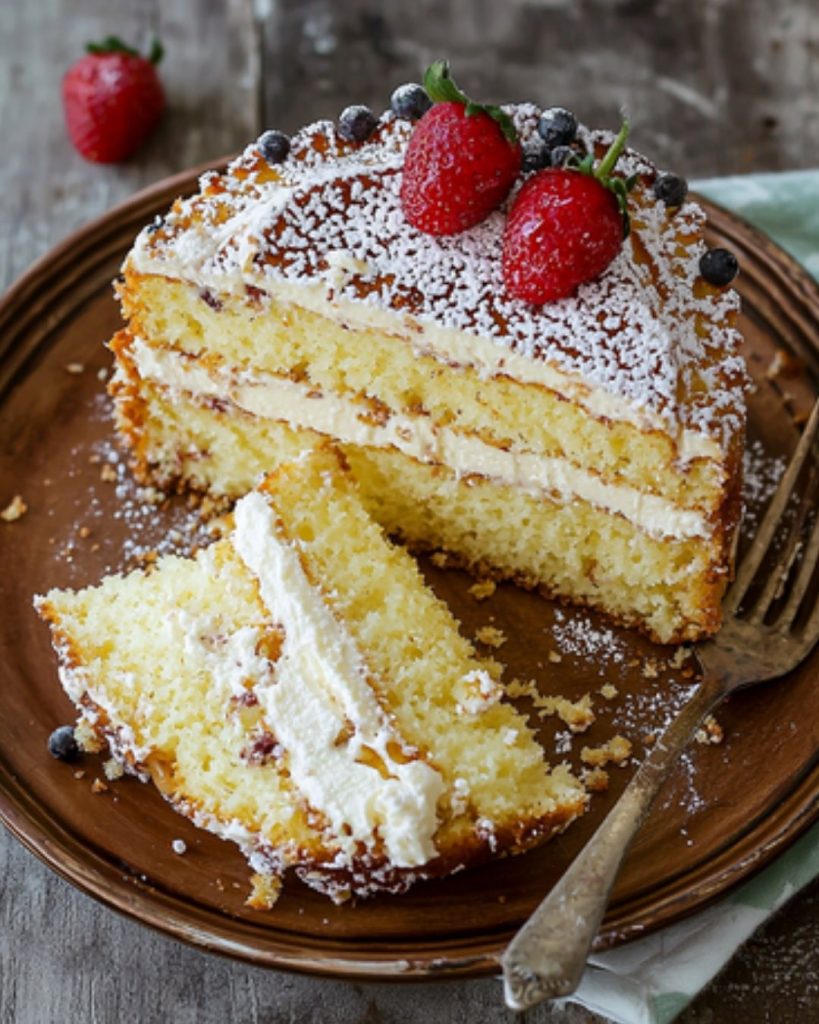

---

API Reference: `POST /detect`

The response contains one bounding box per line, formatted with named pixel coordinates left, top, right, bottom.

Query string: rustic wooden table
left=2, top=1, right=819, bottom=1021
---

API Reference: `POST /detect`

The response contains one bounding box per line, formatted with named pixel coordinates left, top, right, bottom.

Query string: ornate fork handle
left=502, top=671, right=725, bottom=1011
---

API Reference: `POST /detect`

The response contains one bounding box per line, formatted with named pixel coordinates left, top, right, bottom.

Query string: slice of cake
left=109, top=83, right=745, bottom=644
left=36, top=446, right=586, bottom=902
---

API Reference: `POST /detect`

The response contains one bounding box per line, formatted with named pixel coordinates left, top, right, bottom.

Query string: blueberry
left=537, top=107, right=578, bottom=149
left=653, top=172, right=688, bottom=207
left=390, top=83, right=432, bottom=121
left=337, top=105, right=378, bottom=143
left=522, top=143, right=550, bottom=173
left=549, top=144, right=576, bottom=168
left=699, top=248, right=739, bottom=287
left=257, top=130, right=291, bottom=165
left=47, top=725, right=81, bottom=762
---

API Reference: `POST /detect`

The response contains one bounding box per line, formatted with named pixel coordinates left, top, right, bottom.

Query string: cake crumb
left=103, top=758, right=124, bottom=781
left=171, top=839, right=187, bottom=855
left=97, top=367, right=109, bottom=381
left=74, top=719, right=104, bottom=753
left=642, top=658, right=659, bottom=679
left=695, top=714, right=724, bottom=745
left=430, top=551, right=449, bottom=568
left=65, top=362, right=84, bottom=374
left=468, top=579, right=496, bottom=601
left=537, top=693, right=595, bottom=733
left=246, top=873, right=283, bottom=910
left=581, top=767, right=610, bottom=793
left=599, top=683, right=618, bottom=700
left=73, top=769, right=86, bottom=780
left=1, top=495, right=27, bottom=522
left=669, top=647, right=689, bottom=670
left=475, top=625, right=506, bottom=649
left=78, top=526, right=91, bottom=539
left=100, top=463, right=118, bottom=483
left=91, top=777, right=109, bottom=794
left=581, top=735, right=633, bottom=767
left=547, top=650, right=562, bottom=664
left=505, top=677, right=539, bottom=701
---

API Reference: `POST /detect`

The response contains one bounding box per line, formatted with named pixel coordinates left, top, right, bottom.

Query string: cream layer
left=232, top=489, right=446, bottom=869
left=131, top=337, right=713, bottom=541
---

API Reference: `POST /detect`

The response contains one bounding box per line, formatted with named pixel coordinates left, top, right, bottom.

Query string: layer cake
left=111, top=102, right=746, bottom=642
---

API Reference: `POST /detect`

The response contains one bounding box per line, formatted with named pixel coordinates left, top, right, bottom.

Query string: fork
left=502, top=397, right=819, bottom=1012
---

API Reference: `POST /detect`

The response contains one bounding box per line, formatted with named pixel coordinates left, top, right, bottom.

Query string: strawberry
left=502, top=122, right=636, bottom=304
left=400, top=61, right=521, bottom=236
left=62, top=37, right=165, bottom=163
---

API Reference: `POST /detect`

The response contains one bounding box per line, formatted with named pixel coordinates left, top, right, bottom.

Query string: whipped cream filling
left=132, top=337, right=714, bottom=541
left=232, top=489, right=445, bottom=869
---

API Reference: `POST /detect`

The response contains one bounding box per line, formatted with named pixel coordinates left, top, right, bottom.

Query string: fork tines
left=726, top=397, right=819, bottom=633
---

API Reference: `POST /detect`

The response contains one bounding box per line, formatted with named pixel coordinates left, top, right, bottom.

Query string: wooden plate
left=1, top=167, right=818, bottom=979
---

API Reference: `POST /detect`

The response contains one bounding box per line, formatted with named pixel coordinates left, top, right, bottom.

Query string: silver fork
left=502, top=397, right=819, bottom=1012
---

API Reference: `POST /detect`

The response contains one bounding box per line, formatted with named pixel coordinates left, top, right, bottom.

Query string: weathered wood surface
left=2, top=0, right=819, bottom=1021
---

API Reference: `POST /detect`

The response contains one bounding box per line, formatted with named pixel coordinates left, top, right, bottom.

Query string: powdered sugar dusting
left=551, top=608, right=630, bottom=671
left=743, top=437, right=787, bottom=531
left=131, top=107, right=745, bottom=448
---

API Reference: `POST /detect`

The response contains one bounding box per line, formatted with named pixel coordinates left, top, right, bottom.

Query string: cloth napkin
left=560, top=169, right=819, bottom=1024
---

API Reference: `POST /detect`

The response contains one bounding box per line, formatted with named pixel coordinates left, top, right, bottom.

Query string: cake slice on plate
left=109, top=73, right=746, bottom=644
left=36, top=446, right=586, bottom=903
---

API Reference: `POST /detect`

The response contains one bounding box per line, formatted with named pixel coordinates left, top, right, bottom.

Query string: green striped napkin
left=563, top=170, right=819, bottom=1024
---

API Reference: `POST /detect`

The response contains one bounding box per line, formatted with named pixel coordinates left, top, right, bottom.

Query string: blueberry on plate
left=257, top=129, right=291, bottom=165
left=47, top=725, right=81, bottom=762
left=337, top=105, right=378, bottom=143
left=537, top=107, right=578, bottom=149
left=700, top=247, right=739, bottom=286
left=653, top=172, right=688, bottom=207
left=390, top=83, right=432, bottom=121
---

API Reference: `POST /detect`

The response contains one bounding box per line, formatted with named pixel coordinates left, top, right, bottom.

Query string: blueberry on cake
left=36, top=447, right=586, bottom=902
left=109, top=63, right=745, bottom=644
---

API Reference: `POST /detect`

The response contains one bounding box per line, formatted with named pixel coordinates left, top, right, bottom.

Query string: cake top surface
left=131, top=103, right=746, bottom=446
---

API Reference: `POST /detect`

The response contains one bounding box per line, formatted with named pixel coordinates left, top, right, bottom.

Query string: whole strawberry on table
left=62, top=36, right=166, bottom=163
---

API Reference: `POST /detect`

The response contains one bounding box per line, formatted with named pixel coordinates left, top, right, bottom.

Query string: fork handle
left=502, top=674, right=722, bottom=1012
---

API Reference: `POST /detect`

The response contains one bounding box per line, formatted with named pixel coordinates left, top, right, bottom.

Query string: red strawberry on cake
left=400, top=60, right=521, bottom=235
left=503, top=121, right=635, bottom=303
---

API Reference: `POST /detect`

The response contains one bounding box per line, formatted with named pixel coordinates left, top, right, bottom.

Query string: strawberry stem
left=86, top=36, right=139, bottom=57
left=84, top=35, right=163, bottom=64
left=595, top=119, right=630, bottom=182
left=148, top=38, right=164, bottom=65
left=423, top=60, right=518, bottom=144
